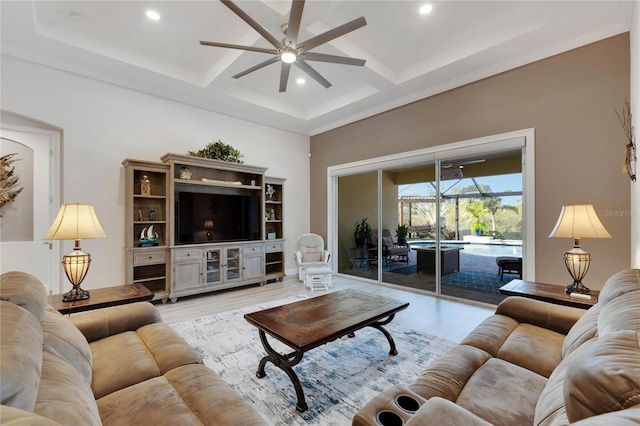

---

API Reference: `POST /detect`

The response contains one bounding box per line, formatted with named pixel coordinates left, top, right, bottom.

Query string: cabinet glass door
left=225, top=247, right=241, bottom=281
left=205, top=249, right=222, bottom=285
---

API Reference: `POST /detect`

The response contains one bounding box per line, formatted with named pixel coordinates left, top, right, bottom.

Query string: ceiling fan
left=200, top=0, right=367, bottom=92
left=441, top=159, right=486, bottom=169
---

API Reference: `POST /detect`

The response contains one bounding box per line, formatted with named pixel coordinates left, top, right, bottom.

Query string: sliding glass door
left=337, top=172, right=378, bottom=279
left=330, top=132, right=531, bottom=305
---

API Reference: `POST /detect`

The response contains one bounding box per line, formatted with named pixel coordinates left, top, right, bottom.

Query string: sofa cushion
left=0, top=301, right=44, bottom=412
left=461, top=309, right=565, bottom=378
left=0, top=405, right=63, bottom=425
left=496, top=323, right=565, bottom=378
left=598, top=290, right=640, bottom=336
left=455, top=358, right=547, bottom=426
left=408, top=345, right=492, bottom=401
left=562, top=304, right=600, bottom=358
left=90, top=323, right=202, bottom=399
left=97, top=364, right=266, bottom=426
left=598, top=269, right=640, bottom=306
left=564, top=331, right=640, bottom=423
left=534, top=338, right=598, bottom=426
left=35, top=345, right=101, bottom=426
left=41, top=306, right=93, bottom=384
left=0, top=271, right=47, bottom=321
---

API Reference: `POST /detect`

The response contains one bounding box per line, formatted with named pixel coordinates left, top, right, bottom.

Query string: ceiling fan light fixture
left=280, top=49, right=297, bottom=64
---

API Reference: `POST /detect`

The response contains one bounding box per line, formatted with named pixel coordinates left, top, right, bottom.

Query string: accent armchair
left=295, top=233, right=330, bottom=281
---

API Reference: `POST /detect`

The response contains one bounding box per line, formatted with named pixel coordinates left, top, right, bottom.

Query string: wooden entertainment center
left=122, top=153, right=285, bottom=302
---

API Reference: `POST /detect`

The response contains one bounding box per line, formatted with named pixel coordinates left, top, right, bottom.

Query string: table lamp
left=43, top=204, right=106, bottom=301
left=548, top=204, right=611, bottom=294
left=204, top=219, right=214, bottom=240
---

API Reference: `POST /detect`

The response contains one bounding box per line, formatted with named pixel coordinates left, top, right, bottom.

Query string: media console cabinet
left=123, top=154, right=286, bottom=302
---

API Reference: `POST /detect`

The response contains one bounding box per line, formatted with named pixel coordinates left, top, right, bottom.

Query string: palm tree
left=482, top=197, right=519, bottom=235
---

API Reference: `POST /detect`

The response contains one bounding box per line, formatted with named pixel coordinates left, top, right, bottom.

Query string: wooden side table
left=499, top=279, right=599, bottom=309
left=49, top=283, right=154, bottom=315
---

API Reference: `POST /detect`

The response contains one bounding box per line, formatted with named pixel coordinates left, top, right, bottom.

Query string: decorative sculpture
left=617, top=99, right=636, bottom=182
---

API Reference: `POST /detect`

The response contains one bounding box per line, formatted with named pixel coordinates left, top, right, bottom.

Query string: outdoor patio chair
left=371, top=229, right=410, bottom=264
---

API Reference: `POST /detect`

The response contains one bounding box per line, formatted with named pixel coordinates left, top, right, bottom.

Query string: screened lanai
left=337, top=148, right=525, bottom=305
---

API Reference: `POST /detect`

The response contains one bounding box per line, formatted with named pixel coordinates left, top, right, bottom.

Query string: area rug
left=388, top=265, right=417, bottom=275
left=170, top=294, right=455, bottom=425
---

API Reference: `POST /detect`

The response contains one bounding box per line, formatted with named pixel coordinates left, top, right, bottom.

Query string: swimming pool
left=409, top=241, right=522, bottom=257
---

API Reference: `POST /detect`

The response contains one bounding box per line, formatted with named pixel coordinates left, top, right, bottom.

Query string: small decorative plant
left=353, top=217, right=372, bottom=247
left=188, top=140, right=244, bottom=164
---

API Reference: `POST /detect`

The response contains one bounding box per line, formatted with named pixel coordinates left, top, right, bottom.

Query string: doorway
left=0, top=123, right=61, bottom=294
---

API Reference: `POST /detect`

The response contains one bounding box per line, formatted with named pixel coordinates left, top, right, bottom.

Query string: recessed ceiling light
left=296, top=78, right=306, bottom=85
left=146, top=10, right=160, bottom=21
left=419, top=4, right=433, bottom=15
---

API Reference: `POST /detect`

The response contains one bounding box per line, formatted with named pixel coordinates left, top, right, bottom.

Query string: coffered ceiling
left=0, top=1, right=633, bottom=135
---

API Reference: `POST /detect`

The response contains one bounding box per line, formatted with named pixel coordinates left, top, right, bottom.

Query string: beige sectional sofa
left=0, top=271, right=267, bottom=425
left=353, top=269, right=640, bottom=426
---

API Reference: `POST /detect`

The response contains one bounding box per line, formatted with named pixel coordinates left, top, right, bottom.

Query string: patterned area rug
left=170, top=294, right=455, bottom=425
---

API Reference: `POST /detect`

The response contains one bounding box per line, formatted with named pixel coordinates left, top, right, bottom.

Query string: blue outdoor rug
left=171, top=294, right=455, bottom=425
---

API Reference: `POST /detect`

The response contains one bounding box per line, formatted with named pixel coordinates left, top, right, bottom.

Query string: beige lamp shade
left=44, top=204, right=106, bottom=241
left=548, top=205, right=611, bottom=239
left=204, top=220, right=215, bottom=229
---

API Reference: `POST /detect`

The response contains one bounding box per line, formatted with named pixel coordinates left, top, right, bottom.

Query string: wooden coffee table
left=48, top=283, right=154, bottom=315
left=244, top=289, right=409, bottom=412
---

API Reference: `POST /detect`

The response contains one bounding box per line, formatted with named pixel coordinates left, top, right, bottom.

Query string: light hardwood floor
left=156, top=274, right=496, bottom=343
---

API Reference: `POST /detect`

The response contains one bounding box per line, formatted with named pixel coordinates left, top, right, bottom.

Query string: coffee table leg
left=369, top=314, right=398, bottom=355
left=256, top=330, right=309, bottom=412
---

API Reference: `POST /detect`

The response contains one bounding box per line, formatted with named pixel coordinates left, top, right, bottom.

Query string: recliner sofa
left=0, top=271, right=267, bottom=425
left=353, top=269, right=640, bottom=425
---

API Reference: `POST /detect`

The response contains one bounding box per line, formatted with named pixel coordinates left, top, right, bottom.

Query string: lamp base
left=62, top=286, right=90, bottom=302
left=564, top=281, right=591, bottom=295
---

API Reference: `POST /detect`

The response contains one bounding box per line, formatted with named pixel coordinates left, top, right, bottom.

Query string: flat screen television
left=175, top=191, right=261, bottom=244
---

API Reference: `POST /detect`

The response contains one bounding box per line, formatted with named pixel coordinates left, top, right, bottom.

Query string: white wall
left=631, top=1, right=639, bottom=268
left=1, top=55, right=310, bottom=291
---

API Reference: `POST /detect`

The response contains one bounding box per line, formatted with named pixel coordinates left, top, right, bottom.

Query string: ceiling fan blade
left=279, top=63, right=292, bottom=93
left=220, top=0, right=281, bottom=49
left=299, top=16, right=366, bottom=52
left=199, top=41, right=278, bottom=55
left=302, top=52, right=366, bottom=66
left=232, top=56, right=281, bottom=79
left=286, top=0, right=305, bottom=44
left=295, top=60, right=331, bottom=88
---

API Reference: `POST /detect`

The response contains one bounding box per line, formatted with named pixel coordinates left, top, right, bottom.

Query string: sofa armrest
left=68, top=302, right=162, bottom=343
left=405, top=397, right=493, bottom=426
left=495, top=296, right=585, bottom=335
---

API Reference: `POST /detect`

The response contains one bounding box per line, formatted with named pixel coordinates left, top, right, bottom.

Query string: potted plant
left=470, top=221, right=487, bottom=236
left=395, top=224, right=409, bottom=246
left=188, top=140, right=244, bottom=164
left=353, top=217, right=372, bottom=248
left=465, top=201, right=489, bottom=236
